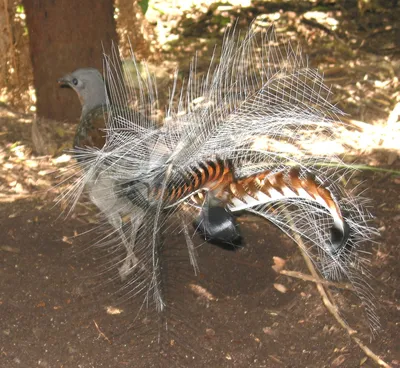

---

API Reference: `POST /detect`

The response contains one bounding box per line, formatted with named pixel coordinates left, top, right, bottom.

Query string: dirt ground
left=1, top=2, right=400, bottom=368
left=0, top=157, right=399, bottom=368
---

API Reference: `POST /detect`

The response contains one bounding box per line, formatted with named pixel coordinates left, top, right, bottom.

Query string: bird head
left=58, top=68, right=107, bottom=115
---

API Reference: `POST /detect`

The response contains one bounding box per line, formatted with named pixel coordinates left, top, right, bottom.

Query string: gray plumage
left=58, top=68, right=107, bottom=118
left=59, top=67, right=146, bottom=280
left=58, top=68, right=108, bottom=150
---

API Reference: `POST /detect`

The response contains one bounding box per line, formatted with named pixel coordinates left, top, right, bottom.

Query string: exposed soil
left=0, top=165, right=399, bottom=367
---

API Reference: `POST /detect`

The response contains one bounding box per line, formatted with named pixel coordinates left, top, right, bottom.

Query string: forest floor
left=1, top=2, right=400, bottom=368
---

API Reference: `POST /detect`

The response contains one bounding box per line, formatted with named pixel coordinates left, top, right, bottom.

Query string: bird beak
left=57, top=76, right=71, bottom=88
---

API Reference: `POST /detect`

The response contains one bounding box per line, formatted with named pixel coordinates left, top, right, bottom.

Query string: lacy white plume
left=66, top=24, right=379, bottom=333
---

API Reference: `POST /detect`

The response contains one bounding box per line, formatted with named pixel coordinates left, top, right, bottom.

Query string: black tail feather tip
left=194, top=206, right=242, bottom=250
left=329, top=219, right=352, bottom=255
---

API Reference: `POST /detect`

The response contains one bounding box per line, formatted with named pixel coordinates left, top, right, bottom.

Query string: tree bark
left=22, top=0, right=118, bottom=121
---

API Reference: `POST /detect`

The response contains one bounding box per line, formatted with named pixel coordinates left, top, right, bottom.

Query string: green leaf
left=138, top=0, right=149, bottom=15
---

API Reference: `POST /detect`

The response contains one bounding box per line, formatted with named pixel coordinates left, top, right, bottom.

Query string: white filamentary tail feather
left=67, top=24, right=379, bottom=333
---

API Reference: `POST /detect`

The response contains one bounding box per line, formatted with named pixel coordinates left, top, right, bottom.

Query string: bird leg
left=88, top=178, right=143, bottom=281
left=117, top=209, right=145, bottom=281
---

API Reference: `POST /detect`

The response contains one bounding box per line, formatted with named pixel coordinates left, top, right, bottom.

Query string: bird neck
left=80, top=76, right=108, bottom=119
left=81, top=103, right=106, bottom=121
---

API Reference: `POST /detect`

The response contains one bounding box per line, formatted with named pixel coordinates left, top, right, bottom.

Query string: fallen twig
left=93, top=320, right=112, bottom=344
left=280, top=207, right=391, bottom=367
left=352, top=336, right=392, bottom=368
left=280, top=269, right=354, bottom=291
left=293, top=234, right=391, bottom=367
left=297, top=244, right=357, bottom=334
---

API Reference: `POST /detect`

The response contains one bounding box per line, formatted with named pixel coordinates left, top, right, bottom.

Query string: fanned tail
left=158, top=159, right=379, bottom=334
left=66, top=22, right=379, bottom=356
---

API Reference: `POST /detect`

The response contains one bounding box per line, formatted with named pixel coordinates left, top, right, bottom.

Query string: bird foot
left=118, top=251, right=141, bottom=281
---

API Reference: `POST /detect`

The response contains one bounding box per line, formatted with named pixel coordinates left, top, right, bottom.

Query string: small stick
left=293, top=233, right=391, bottom=367
left=297, top=244, right=357, bottom=334
left=93, top=320, right=112, bottom=344
left=352, top=336, right=392, bottom=368
left=280, top=269, right=354, bottom=291
left=280, top=208, right=391, bottom=367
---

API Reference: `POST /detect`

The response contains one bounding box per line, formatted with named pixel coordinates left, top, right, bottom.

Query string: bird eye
left=72, top=78, right=78, bottom=86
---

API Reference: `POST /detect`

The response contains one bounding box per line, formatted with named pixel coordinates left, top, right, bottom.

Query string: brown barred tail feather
left=162, top=161, right=350, bottom=256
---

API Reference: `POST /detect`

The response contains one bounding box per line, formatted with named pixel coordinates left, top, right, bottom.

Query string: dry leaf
left=271, top=256, right=286, bottom=273
left=1, top=245, right=20, bottom=253
left=188, top=284, right=215, bottom=301
left=106, top=306, right=123, bottom=315
left=273, top=283, right=288, bottom=293
left=331, top=354, right=346, bottom=367
left=206, top=328, right=215, bottom=337
left=62, top=236, right=72, bottom=245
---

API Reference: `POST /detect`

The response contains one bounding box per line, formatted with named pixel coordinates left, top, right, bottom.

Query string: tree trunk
left=22, top=0, right=118, bottom=121
left=115, top=0, right=156, bottom=60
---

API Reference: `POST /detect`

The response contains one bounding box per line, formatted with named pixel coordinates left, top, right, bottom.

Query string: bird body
left=74, top=105, right=107, bottom=150
left=59, top=67, right=237, bottom=280
left=61, top=26, right=379, bottom=334
left=59, top=68, right=146, bottom=279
